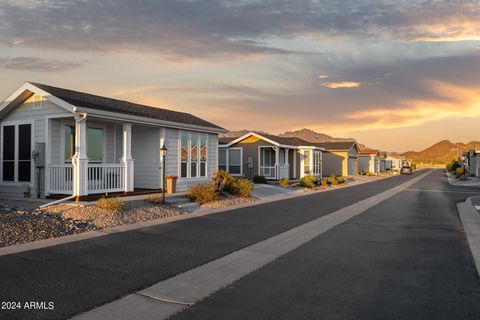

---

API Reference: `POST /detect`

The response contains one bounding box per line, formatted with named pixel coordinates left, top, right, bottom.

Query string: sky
left=0, top=0, right=479, bottom=152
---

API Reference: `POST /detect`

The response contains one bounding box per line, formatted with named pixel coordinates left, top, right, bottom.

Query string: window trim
left=0, top=120, right=34, bottom=185
left=178, top=131, right=209, bottom=179
left=227, top=147, right=243, bottom=176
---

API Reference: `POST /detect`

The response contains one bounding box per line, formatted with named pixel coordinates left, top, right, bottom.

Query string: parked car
left=400, top=166, right=413, bottom=175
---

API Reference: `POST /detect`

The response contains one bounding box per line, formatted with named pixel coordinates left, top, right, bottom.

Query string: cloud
left=0, top=56, right=85, bottom=72
left=321, top=81, right=361, bottom=89
left=0, top=1, right=479, bottom=61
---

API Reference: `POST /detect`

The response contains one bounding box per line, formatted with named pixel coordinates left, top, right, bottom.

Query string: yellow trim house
left=316, top=141, right=360, bottom=177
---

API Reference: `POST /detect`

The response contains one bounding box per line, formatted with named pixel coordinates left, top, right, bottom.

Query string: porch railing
left=47, top=164, right=74, bottom=194
left=259, top=164, right=289, bottom=180
left=46, top=163, right=125, bottom=194
left=87, top=163, right=125, bottom=193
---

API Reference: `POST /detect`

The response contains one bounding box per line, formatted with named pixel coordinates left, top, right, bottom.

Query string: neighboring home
left=316, top=141, right=360, bottom=177
left=219, top=132, right=324, bottom=180
left=358, top=150, right=381, bottom=174
left=0, top=82, right=225, bottom=200
left=464, top=149, right=480, bottom=176
left=378, top=152, right=388, bottom=172
left=386, top=155, right=405, bottom=171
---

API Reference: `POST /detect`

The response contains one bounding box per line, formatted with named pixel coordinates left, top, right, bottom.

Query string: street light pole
left=160, top=144, right=168, bottom=205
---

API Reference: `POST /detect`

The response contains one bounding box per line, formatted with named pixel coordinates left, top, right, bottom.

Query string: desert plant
left=186, top=183, right=217, bottom=204
left=96, top=197, right=124, bottom=211
left=211, top=170, right=235, bottom=192
left=300, top=175, right=316, bottom=188
left=252, top=175, right=268, bottom=184
left=279, top=178, right=289, bottom=187
left=455, top=167, right=464, bottom=177
left=326, top=174, right=345, bottom=185
left=226, top=178, right=254, bottom=198
left=146, top=194, right=165, bottom=205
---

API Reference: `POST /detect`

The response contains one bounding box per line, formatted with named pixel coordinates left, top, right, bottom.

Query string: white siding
left=0, top=96, right=70, bottom=198
left=131, top=125, right=161, bottom=189
left=207, top=133, right=218, bottom=178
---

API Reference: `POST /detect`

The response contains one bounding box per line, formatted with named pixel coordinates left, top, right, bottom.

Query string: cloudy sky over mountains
left=1, top=0, right=479, bottom=151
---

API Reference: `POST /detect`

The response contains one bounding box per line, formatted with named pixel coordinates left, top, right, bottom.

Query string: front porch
left=258, top=146, right=291, bottom=180
left=45, top=115, right=163, bottom=200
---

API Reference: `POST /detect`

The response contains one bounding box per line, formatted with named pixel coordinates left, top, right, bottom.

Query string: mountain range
left=401, top=140, right=480, bottom=163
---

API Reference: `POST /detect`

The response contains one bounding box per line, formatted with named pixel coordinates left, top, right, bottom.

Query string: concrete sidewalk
left=457, top=198, right=480, bottom=277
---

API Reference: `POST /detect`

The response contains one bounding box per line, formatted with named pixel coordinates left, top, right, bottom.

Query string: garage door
left=348, top=158, right=356, bottom=176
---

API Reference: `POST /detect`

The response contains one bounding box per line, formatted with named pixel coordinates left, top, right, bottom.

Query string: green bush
left=446, top=160, right=461, bottom=172
left=186, top=183, right=218, bottom=204
left=96, top=197, right=124, bottom=211
left=226, top=178, right=254, bottom=198
left=252, top=175, right=267, bottom=184
left=300, top=175, right=316, bottom=188
left=279, top=178, right=289, bottom=187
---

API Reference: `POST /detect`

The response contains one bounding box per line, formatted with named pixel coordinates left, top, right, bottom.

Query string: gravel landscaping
left=0, top=200, right=185, bottom=248
left=201, top=194, right=257, bottom=209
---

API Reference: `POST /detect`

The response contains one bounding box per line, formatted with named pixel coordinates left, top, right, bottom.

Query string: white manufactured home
left=0, top=82, right=225, bottom=200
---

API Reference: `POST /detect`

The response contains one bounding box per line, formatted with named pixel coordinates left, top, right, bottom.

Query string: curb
left=0, top=171, right=415, bottom=257
left=456, top=197, right=480, bottom=278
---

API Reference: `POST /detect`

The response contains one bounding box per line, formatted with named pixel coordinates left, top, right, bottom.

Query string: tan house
left=358, top=149, right=381, bottom=173
left=219, top=132, right=324, bottom=180
left=316, top=141, right=360, bottom=177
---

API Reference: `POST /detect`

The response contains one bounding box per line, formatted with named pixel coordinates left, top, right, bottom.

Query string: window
left=200, top=135, right=207, bottom=177
left=228, top=149, right=242, bottom=175
left=180, top=132, right=189, bottom=178
left=180, top=131, right=209, bottom=178
left=18, top=124, right=31, bottom=181
left=2, top=123, right=32, bottom=182
left=304, top=150, right=311, bottom=175
left=2, top=126, right=14, bottom=181
left=64, top=125, right=104, bottom=162
left=313, top=150, right=321, bottom=175
left=190, top=133, right=198, bottom=177
left=219, top=149, right=227, bottom=171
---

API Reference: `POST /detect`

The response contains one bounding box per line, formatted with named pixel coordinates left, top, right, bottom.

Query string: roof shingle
left=31, top=82, right=225, bottom=130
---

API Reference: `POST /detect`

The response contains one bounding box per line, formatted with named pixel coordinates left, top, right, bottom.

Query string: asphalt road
left=1, top=170, right=478, bottom=320
left=173, top=170, right=480, bottom=320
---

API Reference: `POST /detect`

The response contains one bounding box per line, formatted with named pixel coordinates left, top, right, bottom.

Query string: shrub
left=146, top=194, right=165, bottom=205
left=226, top=178, right=254, bottom=198
left=455, top=167, right=464, bottom=177
left=211, top=170, right=235, bottom=192
left=300, top=175, right=316, bottom=188
left=186, top=183, right=217, bottom=204
left=252, top=175, right=267, bottom=184
left=446, top=160, right=461, bottom=172
left=326, top=174, right=345, bottom=185
left=96, top=197, right=124, bottom=211
left=279, top=178, right=289, bottom=187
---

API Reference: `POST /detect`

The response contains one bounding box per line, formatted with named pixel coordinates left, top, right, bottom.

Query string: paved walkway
left=0, top=172, right=425, bottom=320
left=250, top=183, right=296, bottom=199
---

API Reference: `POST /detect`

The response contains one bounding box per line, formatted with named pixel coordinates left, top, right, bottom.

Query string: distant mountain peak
left=401, top=140, right=480, bottom=163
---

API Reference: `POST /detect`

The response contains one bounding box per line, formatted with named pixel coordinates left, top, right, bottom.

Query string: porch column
left=274, top=147, right=280, bottom=180
left=293, top=149, right=297, bottom=179
left=122, top=123, right=134, bottom=192
left=284, top=148, right=289, bottom=179
left=73, top=114, right=88, bottom=199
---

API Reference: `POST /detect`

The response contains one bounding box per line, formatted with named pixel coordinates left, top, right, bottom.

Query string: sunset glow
left=0, top=0, right=479, bottom=152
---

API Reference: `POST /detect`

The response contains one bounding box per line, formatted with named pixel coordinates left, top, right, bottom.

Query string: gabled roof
left=315, top=141, right=358, bottom=152
left=359, top=149, right=380, bottom=155
left=0, top=82, right=226, bottom=132
left=220, top=131, right=324, bottom=150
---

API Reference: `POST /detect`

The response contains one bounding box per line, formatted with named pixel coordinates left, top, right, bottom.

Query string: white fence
left=87, top=163, right=125, bottom=193
left=47, top=163, right=125, bottom=194
left=47, top=164, right=74, bottom=194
